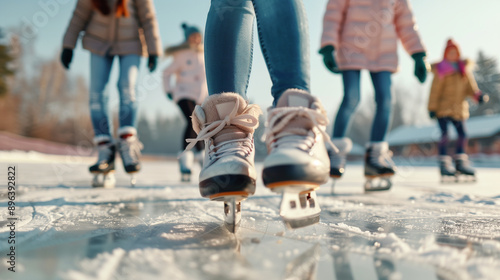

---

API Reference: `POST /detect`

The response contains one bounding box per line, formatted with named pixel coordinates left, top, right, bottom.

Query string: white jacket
left=162, top=48, right=208, bottom=105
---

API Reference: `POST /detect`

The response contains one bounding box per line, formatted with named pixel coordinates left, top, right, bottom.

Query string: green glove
left=429, top=111, right=436, bottom=119
left=60, top=48, right=73, bottom=69
left=167, top=92, right=173, bottom=100
left=319, top=45, right=340, bottom=74
left=412, top=52, right=428, bottom=83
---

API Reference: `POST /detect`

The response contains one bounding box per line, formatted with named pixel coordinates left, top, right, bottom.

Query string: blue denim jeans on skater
left=89, top=53, right=141, bottom=143
left=205, top=0, right=310, bottom=105
left=333, top=70, right=392, bottom=142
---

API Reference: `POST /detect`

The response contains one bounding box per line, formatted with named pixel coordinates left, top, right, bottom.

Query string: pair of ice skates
left=184, top=89, right=333, bottom=232
left=328, top=138, right=396, bottom=192
left=90, top=135, right=143, bottom=188
left=439, top=154, right=476, bottom=183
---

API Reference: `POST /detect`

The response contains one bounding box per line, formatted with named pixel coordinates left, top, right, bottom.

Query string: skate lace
left=263, top=106, right=337, bottom=152
left=183, top=100, right=260, bottom=160
left=119, top=138, right=143, bottom=164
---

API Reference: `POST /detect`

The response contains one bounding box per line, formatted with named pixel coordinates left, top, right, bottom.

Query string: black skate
left=364, top=142, right=395, bottom=192
left=439, top=155, right=456, bottom=183
left=328, top=138, right=352, bottom=193
left=90, top=142, right=116, bottom=188
left=118, top=135, right=143, bottom=186
left=455, top=154, right=476, bottom=183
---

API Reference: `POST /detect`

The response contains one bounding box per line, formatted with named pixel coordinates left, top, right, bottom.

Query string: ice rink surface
left=0, top=152, right=499, bottom=280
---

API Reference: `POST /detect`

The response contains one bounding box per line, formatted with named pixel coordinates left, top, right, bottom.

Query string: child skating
left=61, top=0, right=162, bottom=187
left=163, top=23, right=208, bottom=182
left=428, top=39, right=488, bottom=182
left=183, top=0, right=335, bottom=232
left=319, top=0, right=428, bottom=191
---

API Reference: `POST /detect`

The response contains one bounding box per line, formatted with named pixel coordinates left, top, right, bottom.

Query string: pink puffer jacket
left=163, top=47, right=208, bottom=105
left=321, top=0, right=425, bottom=72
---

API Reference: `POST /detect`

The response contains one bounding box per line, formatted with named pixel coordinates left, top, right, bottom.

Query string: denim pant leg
left=252, top=0, right=310, bottom=105
left=333, top=70, right=361, bottom=138
left=370, top=71, right=392, bottom=142
left=437, top=117, right=450, bottom=156
left=117, top=55, right=141, bottom=136
left=205, top=0, right=255, bottom=98
left=451, top=119, right=467, bottom=154
left=89, top=53, right=114, bottom=143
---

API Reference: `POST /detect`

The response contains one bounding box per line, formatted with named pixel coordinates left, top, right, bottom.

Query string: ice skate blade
left=267, top=182, right=320, bottom=194
left=92, top=172, right=116, bottom=188
left=223, top=197, right=242, bottom=234
left=364, top=176, right=392, bottom=192
left=280, top=191, right=321, bottom=229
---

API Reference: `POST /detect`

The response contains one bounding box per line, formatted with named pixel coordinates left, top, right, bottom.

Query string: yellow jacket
left=428, top=59, right=479, bottom=120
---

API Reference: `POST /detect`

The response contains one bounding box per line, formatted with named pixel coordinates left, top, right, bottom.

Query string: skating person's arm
left=320, top=0, right=347, bottom=73
left=135, top=0, right=162, bottom=56
left=395, top=0, right=428, bottom=82
left=162, top=57, right=181, bottom=99
left=428, top=66, right=443, bottom=116
left=320, top=0, right=347, bottom=50
left=394, top=0, right=425, bottom=56
left=62, top=0, right=93, bottom=50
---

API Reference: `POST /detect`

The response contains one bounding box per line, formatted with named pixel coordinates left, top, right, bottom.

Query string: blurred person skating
left=163, top=23, right=208, bottom=182
left=428, top=39, right=488, bottom=182
left=319, top=0, right=428, bottom=191
left=61, top=0, right=162, bottom=187
left=183, top=0, right=335, bottom=231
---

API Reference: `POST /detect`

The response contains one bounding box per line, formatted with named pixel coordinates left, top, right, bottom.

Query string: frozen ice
left=0, top=151, right=500, bottom=279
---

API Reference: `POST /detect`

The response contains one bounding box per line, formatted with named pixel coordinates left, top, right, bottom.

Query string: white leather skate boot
left=184, top=93, right=262, bottom=200
left=262, top=89, right=335, bottom=228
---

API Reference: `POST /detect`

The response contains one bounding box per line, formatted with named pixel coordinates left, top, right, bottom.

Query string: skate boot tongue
left=191, top=93, right=261, bottom=147
left=271, top=89, right=325, bottom=137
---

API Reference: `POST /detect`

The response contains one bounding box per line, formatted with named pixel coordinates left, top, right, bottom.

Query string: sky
left=1, top=0, right=500, bottom=123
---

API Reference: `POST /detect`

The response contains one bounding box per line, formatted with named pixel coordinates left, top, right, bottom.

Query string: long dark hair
left=91, top=0, right=129, bottom=17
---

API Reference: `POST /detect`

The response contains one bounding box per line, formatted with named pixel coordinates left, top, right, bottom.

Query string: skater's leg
left=370, top=71, right=392, bottom=142
left=117, top=54, right=141, bottom=137
left=89, top=54, right=114, bottom=143
left=437, top=118, right=450, bottom=156
left=252, top=0, right=310, bottom=105
left=177, top=99, right=203, bottom=151
left=452, top=119, right=467, bottom=154
left=332, top=70, right=361, bottom=138
left=205, top=0, right=255, bottom=97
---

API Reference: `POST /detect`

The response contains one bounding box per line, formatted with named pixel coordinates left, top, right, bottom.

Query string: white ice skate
left=262, top=89, right=335, bottom=229
left=178, top=150, right=194, bottom=182
left=89, top=141, right=116, bottom=188
left=118, top=135, right=143, bottom=187
left=183, top=93, right=262, bottom=233
left=328, top=137, right=352, bottom=193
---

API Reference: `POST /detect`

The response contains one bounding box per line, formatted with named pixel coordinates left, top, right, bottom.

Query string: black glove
left=148, top=55, right=158, bottom=72
left=319, top=45, right=340, bottom=74
left=412, top=52, right=428, bottom=83
left=61, top=48, right=73, bottom=69
left=478, top=93, right=489, bottom=104
left=429, top=111, right=436, bottom=119
left=167, top=92, right=173, bottom=100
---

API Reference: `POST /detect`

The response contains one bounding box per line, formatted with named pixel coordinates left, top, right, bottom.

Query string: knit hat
left=443, top=38, right=461, bottom=60
left=182, top=23, right=201, bottom=41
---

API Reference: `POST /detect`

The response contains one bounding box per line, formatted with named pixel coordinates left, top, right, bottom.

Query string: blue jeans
left=437, top=117, right=467, bottom=155
left=205, top=0, right=310, bottom=105
left=333, top=70, right=392, bottom=142
left=89, top=53, right=140, bottom=143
